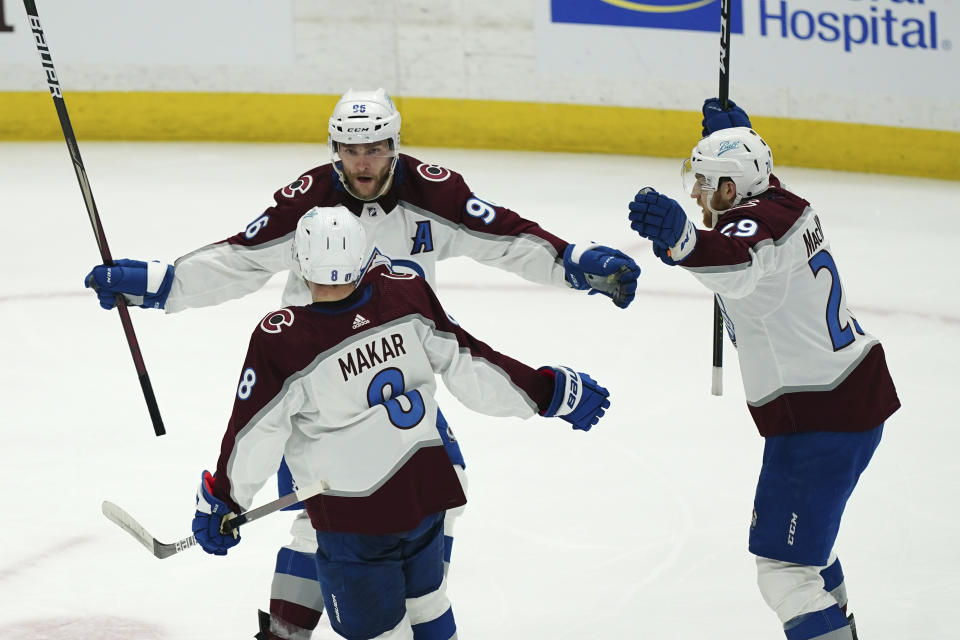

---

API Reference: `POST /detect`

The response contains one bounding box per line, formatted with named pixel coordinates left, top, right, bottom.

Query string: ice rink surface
left=0, top=141, right=957, bottom=639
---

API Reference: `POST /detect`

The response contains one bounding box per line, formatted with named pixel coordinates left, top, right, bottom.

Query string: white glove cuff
left=195, top=487, right=216, bottom=515
left=567, top=242, right=599, bottom=265
left=552, top=366, right=584, bottom=417
left=145, top=260, right=170, bottom=294
left=669, top=220, right=698, bottom=262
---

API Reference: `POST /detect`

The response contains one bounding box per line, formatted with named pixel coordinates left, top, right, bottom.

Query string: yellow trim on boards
left=1, top=91, right=956, bottom=181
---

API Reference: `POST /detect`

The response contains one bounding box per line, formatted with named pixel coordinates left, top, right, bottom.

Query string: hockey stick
left=23, top=1, right=165, bottom=436
left=710, top=0, right=733, bottom=397
left=102, top=479, right=330, bottom=559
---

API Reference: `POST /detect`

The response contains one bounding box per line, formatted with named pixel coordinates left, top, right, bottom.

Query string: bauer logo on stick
left=27, top=16, right=63, bottom=98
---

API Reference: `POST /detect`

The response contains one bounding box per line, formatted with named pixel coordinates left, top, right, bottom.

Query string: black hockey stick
left=710, top=0, right=733, bottom=397
left=102, top=479, right=330, bottom=559
left=23, top=1, right=165, bottom=435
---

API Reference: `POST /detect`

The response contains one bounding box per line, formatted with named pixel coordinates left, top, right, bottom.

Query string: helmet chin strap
left=705, top=199, right=723, bottom=229
left=704, top=187, right=741, bottom=229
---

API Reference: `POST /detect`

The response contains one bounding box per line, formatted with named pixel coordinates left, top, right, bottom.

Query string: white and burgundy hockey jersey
left=681, top=177, right=899, bottom=437
left=167, top=154, right=571, bottom=312
left=210, top=263, right=554, bottom=535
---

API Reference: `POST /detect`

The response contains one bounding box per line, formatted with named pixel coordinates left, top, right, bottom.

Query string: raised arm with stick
left=23, top=1, right=165, bottom=436
left=710, top=0, right=733, bottom=397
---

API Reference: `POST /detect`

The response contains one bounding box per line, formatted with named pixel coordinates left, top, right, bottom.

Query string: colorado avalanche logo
left=281, top=175, right=314, bottom=198
left=416, top=163, right=451, bottom=183
left=383, top=271, right=418, bottom=281
left=260, top=308, right=295, bottom=334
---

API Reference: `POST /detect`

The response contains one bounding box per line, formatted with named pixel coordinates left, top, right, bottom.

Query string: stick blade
left=101, top=500, right=201, bottom=559
left=101, top=500, right=160, bottom=556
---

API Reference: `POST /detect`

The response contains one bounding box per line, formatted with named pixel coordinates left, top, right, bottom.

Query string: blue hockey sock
left=784, top=603, right=851, bottom=640
left=820, top=558, right=848, bottom=610
left=412, top=606, right=456, bottom=640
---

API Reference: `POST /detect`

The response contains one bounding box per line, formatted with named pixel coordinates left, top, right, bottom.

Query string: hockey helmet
left=328, top=88, right=401, bottom=148
left=681, top=127, right=773, bottom=217
left=328, top=88, right=401, bottom=200
left=293, top=206, right=368, bottom=285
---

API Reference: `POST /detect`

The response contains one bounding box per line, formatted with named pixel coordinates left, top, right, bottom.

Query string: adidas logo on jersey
left=352, top=314, right=370, bottom=329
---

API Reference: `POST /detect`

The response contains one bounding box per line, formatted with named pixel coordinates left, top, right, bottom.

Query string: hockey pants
left=267, top=466, right=466, bottom=640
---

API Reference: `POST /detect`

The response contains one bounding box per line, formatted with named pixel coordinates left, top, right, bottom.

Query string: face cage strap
left=702, top=183, right=743, bottom=229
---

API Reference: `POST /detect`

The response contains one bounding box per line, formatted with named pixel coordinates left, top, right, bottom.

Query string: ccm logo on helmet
left=281, top=175, right=314, bottom=199
left=416, top=163, right=451, bottom=183
left=346, top=127, right=370, bottom=132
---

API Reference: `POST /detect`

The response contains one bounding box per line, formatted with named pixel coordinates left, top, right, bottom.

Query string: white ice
left=0, top=141, right=957, bottom=639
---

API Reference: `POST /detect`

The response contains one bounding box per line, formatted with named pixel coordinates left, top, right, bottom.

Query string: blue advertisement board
left=551, top=0, right=743, bottom=34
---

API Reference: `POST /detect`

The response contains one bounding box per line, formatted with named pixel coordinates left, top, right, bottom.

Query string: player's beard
left=346, top=165, right=392, bottom=201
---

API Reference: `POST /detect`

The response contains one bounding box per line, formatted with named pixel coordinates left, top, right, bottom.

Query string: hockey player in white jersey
left=83, top=88, right=639, bottom=640
left=625, top=103, right=899, bottom=640
left=190, top=206, right=611, bottom=640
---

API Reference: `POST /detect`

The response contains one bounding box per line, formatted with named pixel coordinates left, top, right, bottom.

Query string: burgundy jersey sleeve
left=225, top=167, right=340, bottom=249
left=401, top=155, right=569, bottom=254
left=684, top=180, right=809, bottom=268
left=385, top=272, right=554, bottom=415
left=395, top=155, right=571, bottom=286
left=212, top=309, right=312, bottom=512
left=166, top=166, right=340, bottom=312
left=681, top=179, right=812, bottom=299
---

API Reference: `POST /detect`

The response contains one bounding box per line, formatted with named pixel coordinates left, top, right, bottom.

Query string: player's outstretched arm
left=562, top=244, right=640, bottom=309
left=701, top=98, right=752, bottom=136
left=84, top=259, right=174, bottom=310
left=539, top=366, right=610, bottom=431
left=191, top=470, right=241, bottom=556
left=628, top=188, right=698, bottom=266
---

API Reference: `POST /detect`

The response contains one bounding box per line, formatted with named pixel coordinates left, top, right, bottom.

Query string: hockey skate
left=254, top=609, right=272, bottom=640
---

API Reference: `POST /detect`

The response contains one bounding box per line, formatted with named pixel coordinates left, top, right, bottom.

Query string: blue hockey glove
left=541, top=366, right=610, bottom=431
left=84, top=258, right=174, bottom=310
left=628, top=188, right=697, bottom=263
left=192, top=470, right=241, bottom=556
left=651, top=241, right=679, bottom=266
left=701, top=98, right=752, bottom=137
left=563, top=244, right=640, bottom=309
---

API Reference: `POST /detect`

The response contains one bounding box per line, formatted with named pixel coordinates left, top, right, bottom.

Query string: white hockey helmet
left=293, top=206, right=367, bottom=285
left=681, top=127, right=773, bottom=219
left=328, top=88, right=401, bottom=200
left=328, top=88, right=401, bottom=147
